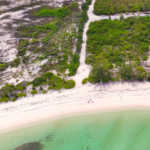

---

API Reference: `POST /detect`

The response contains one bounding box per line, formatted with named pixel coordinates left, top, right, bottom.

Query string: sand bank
left=1, top=82, right=150, bottom=133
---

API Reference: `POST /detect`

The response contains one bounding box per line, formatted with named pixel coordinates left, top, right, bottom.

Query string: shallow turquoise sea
left=1, top=110, right=150, bottom=150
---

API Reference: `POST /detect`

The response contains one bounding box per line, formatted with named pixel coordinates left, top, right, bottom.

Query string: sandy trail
left=71, top=0, right=150, bottom=86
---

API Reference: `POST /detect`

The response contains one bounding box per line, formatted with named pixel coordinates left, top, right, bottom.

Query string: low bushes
left=16, top=82, right=26, bottom=91
left=17, top=23, right=57, bottom=39
left=17, top=93, right=26, bottom=97
left=31, top=72, right=76, bottom=90
left=31, top=77, right=46, bottom=87
left=88, top=64, right=110, bottom=83
left=68, top=2, right=79, bottom=10
left=11, top=97, right=17, bottom=102
left=82, top=78, right=88, bottom=84
left=10, top=58, right=20, bottom=67
left=76, top=0, right=92, bottom=52
left=64, top=80, right=76, bottom=89
left=0, top=72, right=76, bottom=103
left=86, top=16, right=150, bottom=82
left=42, top=90, right=47, bottom=94
left=0, top=63, right=7, bottom=71
left=94, top=0, right=150, bottom=15
left=119, top=64, right=134, bottom=81
left=136, top=66, right=147, bottom=81
left=31, top=90, right=38, bottom=95
left=68, top=53, right=79, bottom=76
left=17, top=39, right=29, bottom=56
left=48, top=75, right=64, bottom=90
left=0, top=97, right=9, bottom=103
left=34, top=7, right=70, bottom=18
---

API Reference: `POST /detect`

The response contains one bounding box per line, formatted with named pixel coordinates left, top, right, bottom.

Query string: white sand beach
left=1, top=81, right=150, bottom=133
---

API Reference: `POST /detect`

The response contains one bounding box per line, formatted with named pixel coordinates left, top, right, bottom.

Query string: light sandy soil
left=1, top=81, right=150, bottom=132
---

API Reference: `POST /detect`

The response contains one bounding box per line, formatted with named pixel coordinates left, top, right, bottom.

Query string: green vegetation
left=31, top=72, right=76, bottom=90
left=88, top=64, right=110, bottom=83
left=119, top=64, right=134, bottom=81
left=31, top=90, right=38, bottom=95
left=16, top=81, right=27, bottom=91
left=48, top=75, right=64, bottom=90
left=31, top=77, right=46, bottom=87
left=17, top=39, right=29, bottom=56
left=94, top=0, right=150, bottom=15
left=86, top=16, right=150, bottom=82
left=82, top=78, right=88, bottom=84
left=0, top=84, right=16, bottom=102
left=64, top=80, right=76, bottom=89
left=0, top=63, right=7, bottom=71
left=11, top=97, right=17, bottom=102
left=12, top=1, right=91, bottom=77
left=68, top=53, right=80, bottom=76
left=0, top=72, right=76, bottom=103
left=0, top=83, right=26, bottom=103
left=42, top=90, right=47, bottom=94
left=14, top=3, right=82, bottom=75
left=10, top=58, right=20, bottom=67
left=34, top=7, right=70, bottom=18
left=68, top=2, right=79, bottom=10
left=17, top=23, right=57, bottom=43
left=76, top=0, right=92, bottom=52
left=0, top=97, right=9, bottom=103
left=17, top=93, right=26, bottom=97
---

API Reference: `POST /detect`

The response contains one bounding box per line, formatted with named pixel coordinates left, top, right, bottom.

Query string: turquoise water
left=1, top=110, right=150, bottom=150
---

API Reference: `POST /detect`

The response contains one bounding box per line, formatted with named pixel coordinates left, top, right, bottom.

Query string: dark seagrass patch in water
left=14, top=142, right=43, bottom=150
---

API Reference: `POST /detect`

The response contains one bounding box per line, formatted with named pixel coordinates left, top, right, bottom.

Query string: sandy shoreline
left=1, top=82, right=150, bottom=134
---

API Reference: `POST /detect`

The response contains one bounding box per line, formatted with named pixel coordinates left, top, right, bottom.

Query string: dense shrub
left=82, top=78, right=88, bottom=84
left=34, top=7, right=70, bottom=18
left=119, top=64, right=133, bottom=81
left=0, top=63, right=7, bottom=71
left=135, top=66, right=147, bottom=81
left=42, top=90, right=47, bottom=94
left=94, top=0, right=150, bottom=15
left=0, top=84, right=16, bottom=99
left=0, top=97, right=9, bottom=103
left=69, top=2, right=79, bottom=10
left=44, top=72, right=53, bottom=80
left=64, top=80, right=75, bottom=89
left=68, top=53, right=79, bottom=76
left=86, top=16, right=150, bottom=81
left=16, top=82, right=26, bottom=91
left=31, top=90, right=38, bottom=95
left=17, top=23, right=57, bottom=40
left=17, top=93, right=26, bottom=97
left=11, top=97, right=17, bottom=102
left=89, top=64, right=110, bottom=83
left=147, top=74, right=150, bottom=81
left=48, top=75, right=64, bottom=90
left=31, top=77, right=46, bottom=87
